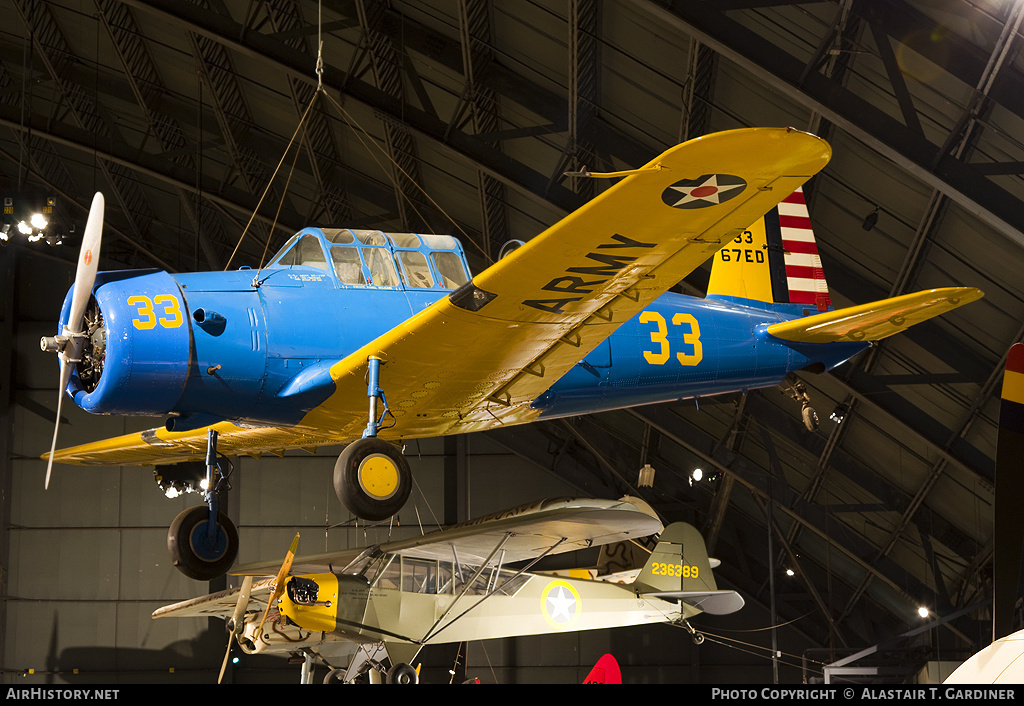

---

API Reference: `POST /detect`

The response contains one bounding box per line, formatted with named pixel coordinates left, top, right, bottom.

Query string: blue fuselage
left=61, top=227, right=869, bottom=433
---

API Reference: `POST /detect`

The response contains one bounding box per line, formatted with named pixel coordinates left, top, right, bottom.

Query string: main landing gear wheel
left=386, top=662, right=419, bottom=685
left=334, top=438, right=411, bottom=521
left=168, top=505, right=239, bottom=580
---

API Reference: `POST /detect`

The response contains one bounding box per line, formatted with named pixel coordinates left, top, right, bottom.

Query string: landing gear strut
left=334, top=356, right=411, bottom=521
left=167, top=429, right=239, bottom=580
left=784, top=376, right=819, bottom=432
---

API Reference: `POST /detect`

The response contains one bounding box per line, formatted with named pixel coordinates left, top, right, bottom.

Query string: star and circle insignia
left=661, top=174, right=747, bottom=209
left=541, top=580, right=582, bottom=628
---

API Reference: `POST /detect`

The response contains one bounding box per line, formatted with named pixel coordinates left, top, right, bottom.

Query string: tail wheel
left=334, top=438, right=411, bottom=521
left=386, top=662, right=419, bottom=685
left=168, top=505, right=239, bottom=580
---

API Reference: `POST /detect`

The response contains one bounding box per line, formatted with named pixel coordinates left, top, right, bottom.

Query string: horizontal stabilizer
left=766, top=287, right=983, bottom=344
left=643, top=589, right=745, bottom=615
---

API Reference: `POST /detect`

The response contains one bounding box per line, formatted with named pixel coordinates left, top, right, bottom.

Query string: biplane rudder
left=706, top=186, right=831, bottom=315
left=634, top=522, right=718, bottom=595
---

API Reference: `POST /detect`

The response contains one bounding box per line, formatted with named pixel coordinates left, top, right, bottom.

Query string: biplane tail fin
left=634, top=522, right=744, bottom=615
left=707, top=187, right=831, bottom=312
left=994, top=343, right=1024, bottom=641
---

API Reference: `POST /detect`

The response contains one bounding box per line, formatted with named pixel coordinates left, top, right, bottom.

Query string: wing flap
left=766, top=287, right=983, bottom=344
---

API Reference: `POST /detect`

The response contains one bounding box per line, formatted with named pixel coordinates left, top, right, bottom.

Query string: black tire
left=386, top=662, right=419, bottom=685
left=323, top=668, right=347, bottom=684
left=168, top=505, right=239, bottom=580
left=334, top=438, right=411, bottom=521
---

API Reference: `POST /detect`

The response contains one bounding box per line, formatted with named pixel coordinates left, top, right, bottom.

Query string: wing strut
left=419, top=535, right=569, bottom=644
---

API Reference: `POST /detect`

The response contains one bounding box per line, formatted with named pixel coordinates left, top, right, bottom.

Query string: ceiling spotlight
left=862, top=207, right=879, bottom=231
left=830, top=403, right=850, bottom=424
left=30, top=212, right=47, bottom=230
left=786, top=568, right=795, bottom=577
left=688, top=467, right=719, bottom=487
left=16, top=220, right=31, bottom=235
left=918, top=606, right=929, bottom=618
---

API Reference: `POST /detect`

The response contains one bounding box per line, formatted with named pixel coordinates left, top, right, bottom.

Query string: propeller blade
left=218, top=575, right=253, bottom=684
left=256, top=533, right=300, bottom=639
left=66, top=193, right=104, bottom=336
left=45, top=192, right=104, bottom=489
left=44, top=359, right=73, bottom=490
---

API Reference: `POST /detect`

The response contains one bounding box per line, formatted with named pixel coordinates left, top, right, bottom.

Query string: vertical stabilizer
left=634, top=523, right=744, bottom=615
left=707, top=187, right=831, bottom=311
left=995, top=343, right=1024, bottom=641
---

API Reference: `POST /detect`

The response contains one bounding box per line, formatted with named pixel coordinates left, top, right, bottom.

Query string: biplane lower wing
left=47, top=127, right=830, bottom=467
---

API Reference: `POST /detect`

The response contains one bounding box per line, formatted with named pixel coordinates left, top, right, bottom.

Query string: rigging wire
left=224, top=0, right=491, bottom=277
left=223, top=89, right=321, bottom=272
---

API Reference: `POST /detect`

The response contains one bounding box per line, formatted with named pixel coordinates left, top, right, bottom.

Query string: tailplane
left=707, top=185, right=984, bottom=343
left=707, top=187, right=831, bottom=311
left=634, top=522, right=744, bottom=615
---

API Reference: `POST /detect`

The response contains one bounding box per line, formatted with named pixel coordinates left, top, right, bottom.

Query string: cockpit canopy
left=268, top=228, right=471, bottom=291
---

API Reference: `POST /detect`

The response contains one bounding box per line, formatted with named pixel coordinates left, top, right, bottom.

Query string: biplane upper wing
left=232, top=496, right=663, bottom=576
left=48, top=127, right=830, bottom=466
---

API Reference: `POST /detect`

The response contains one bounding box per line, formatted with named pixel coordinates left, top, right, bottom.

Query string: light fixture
left=830, top=403, right=850, bottom=424
left=862, top=207, right=879, bottom=231
left=638, top=463, right=655, bottom=487
left=786, top=568, right=795, bottom=577
left=29, top=212, right=47, bottom=230
left=16, top=220, right=31, bottom=235
left=917, top=606, right=929, bottom=618
left=688, top=467, right=719, bottom=487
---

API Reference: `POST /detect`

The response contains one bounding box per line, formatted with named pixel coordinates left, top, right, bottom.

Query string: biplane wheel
left=167, top=505, right=239, bottom=581
left=386, top=662, right=419, bottom=685
left=801, top=404, right=819, bottom=432
left=334, top=438, right=411, bottom=521
left=323, top=668, right=347, bottom=684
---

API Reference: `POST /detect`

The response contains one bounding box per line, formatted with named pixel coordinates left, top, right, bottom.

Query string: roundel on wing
left=661, top=174, right=747, bottom=209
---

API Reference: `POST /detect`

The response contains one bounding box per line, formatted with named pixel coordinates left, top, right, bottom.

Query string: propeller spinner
left=40, top=192, right=104, bottom=489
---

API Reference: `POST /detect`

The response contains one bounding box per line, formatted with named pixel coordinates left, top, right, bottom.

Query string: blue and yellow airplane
left=40, top=127, right=982, bottom=579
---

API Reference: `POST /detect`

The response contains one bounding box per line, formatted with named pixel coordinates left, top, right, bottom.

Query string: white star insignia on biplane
left=662, top=174, right=747, bottom=209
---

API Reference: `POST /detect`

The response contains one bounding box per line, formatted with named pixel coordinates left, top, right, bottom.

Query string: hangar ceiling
left=2, top=0, right=1023, bottom=684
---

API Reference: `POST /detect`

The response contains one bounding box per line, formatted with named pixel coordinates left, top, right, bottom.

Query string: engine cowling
left=55, top=269, right=192, bottom=415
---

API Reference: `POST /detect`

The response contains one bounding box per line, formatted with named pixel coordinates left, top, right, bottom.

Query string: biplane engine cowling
left=56, top=269, right=191, bottom=416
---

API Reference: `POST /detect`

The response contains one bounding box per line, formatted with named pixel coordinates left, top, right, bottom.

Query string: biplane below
left=152, top=496, right=740, bottom=684
left=41, top=127, right=982, bottom=580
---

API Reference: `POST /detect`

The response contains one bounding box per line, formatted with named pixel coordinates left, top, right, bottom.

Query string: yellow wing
left=48, top=127, right=830, bottom=466
left=766, top=287, right=984, bottom=343
left=303, top=127, right=830, bottom=438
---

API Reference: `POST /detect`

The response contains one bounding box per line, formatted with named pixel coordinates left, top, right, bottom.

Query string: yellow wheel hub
left=358, top=454, right=400, bottom=500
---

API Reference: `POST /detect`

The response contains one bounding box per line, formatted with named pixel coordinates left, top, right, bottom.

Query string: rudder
left=636, top=522, right=717, bottom=594
left=707, top=187, right=831, bottom=311
left=635, top=523, right=744, bottom=615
